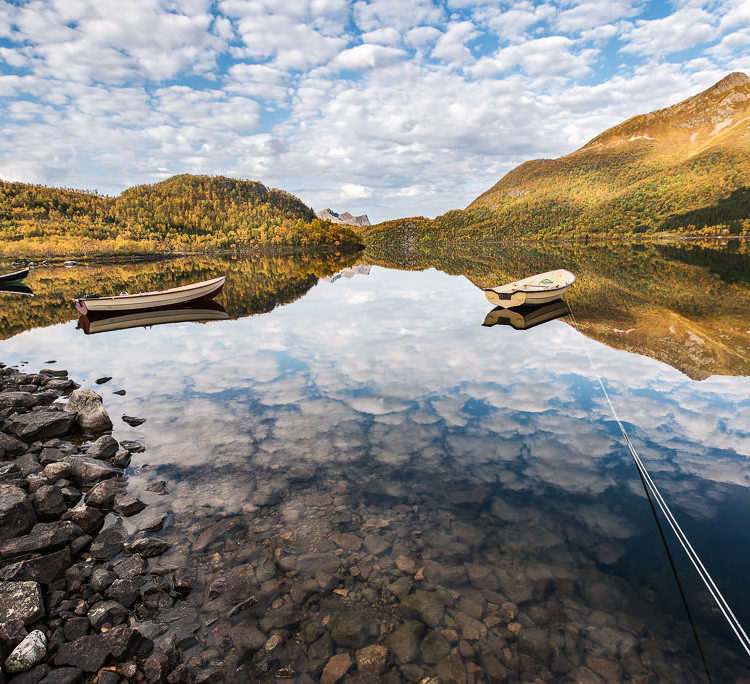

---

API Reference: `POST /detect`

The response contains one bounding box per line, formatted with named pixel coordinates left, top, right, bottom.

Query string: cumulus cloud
left=0, top=0, right=747, bottom=220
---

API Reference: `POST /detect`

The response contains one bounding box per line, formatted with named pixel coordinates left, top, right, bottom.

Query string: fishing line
left=565, top=304, right=750, bottom=660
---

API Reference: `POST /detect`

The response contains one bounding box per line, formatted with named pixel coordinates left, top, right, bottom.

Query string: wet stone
left=63, top=616, right=90, bottom=642
left=54, top=625, right=140, bottom=672
left=121, top=416, right=146, bottom=427
left=363, top=533, right=390, bottom=555
left=89, top=524, right=126, bottom=560
left=329, top=532, right=362, bottom=551
left=113, top=554, right=148, bottom=580
left=118, top=440, right=144, bottom=454
left=126, top=537, right=171, bottom=557
left=106, top=578, right=145, bottom=608
left=63, top=456, right=121, bottom=487
left=94, top=377, right=112, bottom=385
left=112, top=494, right=146, bottom=517
left=85, top=480, right=122, bottom=510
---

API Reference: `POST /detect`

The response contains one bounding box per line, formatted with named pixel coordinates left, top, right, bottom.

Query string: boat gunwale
left=72, top=275, right=225, bottom=304
left=482, top=270, right=576, bottom=295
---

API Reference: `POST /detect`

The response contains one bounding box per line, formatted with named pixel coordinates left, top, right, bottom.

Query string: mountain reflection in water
left=0, top=241, right=748, bottom=681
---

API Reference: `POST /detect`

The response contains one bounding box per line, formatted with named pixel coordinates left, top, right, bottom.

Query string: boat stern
left=72, top=299, right=88, bottom=315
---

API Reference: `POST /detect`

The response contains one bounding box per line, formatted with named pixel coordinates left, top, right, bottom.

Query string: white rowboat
left=73, top=276, right=225, bottom=315
left=483, top=300, right=570, bottom=330
left=483, top=269, right=575, bottom=309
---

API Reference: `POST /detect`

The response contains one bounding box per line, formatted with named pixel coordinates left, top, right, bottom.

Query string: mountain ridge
left=316, top=208, right=371, bottom=227
left=363, top=72, right=750, bottom=244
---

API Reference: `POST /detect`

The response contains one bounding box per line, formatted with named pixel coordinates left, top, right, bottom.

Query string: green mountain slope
left=0, top=174, right=362, bottom=255
left=363, top=72, right=750, bottom=244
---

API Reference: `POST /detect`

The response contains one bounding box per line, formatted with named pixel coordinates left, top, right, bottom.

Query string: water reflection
left=0, top=283, right=33, bottom=296
left=77, top=302, right=229, bottom=335
left=0, top=244, right=749, bottom=681
left=483, top=300, right=571, bottom=330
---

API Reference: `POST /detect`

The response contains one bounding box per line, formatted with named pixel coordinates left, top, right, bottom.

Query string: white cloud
left=331, top=43, right=407, bottom=71
left=471, top=36, right=593, bottom=77
left=621, top=8, right=719, bottom=56
left=430, top=20, right=479, bottom=65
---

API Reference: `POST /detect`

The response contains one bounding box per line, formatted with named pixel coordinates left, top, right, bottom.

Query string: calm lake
left=1, top=241, right=749, bottom=682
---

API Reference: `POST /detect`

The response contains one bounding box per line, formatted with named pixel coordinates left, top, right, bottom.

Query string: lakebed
left=0, top=242, right=748, bottom=682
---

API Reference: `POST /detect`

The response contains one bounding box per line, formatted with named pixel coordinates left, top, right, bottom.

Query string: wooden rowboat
left=483, top=269, right=575, bottom=309
left=483, top=300, right=570, bottom=330
left=73, top=275, right=225, bottom=315
left=77, top=302, right=229, bottom=334
left=0, top=268, right=30, bottom=284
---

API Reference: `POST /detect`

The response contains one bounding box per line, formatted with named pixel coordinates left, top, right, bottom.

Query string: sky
left=0, top=0, right=748, bottom=223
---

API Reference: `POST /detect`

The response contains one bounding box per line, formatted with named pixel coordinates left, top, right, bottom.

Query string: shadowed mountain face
left=361, top=240, right=750, bottom=380
left=362, top=73, right=750, bottom=244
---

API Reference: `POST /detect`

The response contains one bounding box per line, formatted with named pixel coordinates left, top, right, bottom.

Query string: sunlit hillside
left=363, top=73, right=750, bottom=244
left=0, top=174, right=362, bottom=255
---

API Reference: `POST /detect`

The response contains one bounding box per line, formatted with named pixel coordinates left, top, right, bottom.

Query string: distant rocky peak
left=316, top=208, right=371, bottom=227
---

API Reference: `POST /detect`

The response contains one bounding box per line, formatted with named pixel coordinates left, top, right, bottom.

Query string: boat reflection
left=483, top=299, right=570, bottom=330
left=0, top=284, right=34, bottom=297
left=77, top=301, right=229, bottom=335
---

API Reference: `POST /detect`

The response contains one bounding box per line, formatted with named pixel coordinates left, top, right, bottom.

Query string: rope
left=565, top=304, right=750, bottom=659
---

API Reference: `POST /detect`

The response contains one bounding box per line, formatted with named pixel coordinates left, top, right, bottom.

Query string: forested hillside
left=363, top=73, right=750, bottom=245
left=0, top=174, right=362, bottom=255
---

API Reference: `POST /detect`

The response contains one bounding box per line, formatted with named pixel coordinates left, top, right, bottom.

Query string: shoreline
left=0, top=362, right=192, bottom=682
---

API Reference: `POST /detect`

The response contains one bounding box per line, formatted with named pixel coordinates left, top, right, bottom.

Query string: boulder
left=89, top=524, right=126, bottom=560
left=87, top=600, right=129, bottom=630
left=112, top=494, right=146, bottom=517
left=65, top=390, right=112, bottom=433
left=62, top=506, right=104, bottom=536
left=125, top=537, right=171, bottom=557
left=6, top=411, right=77, bottom=442
left=0, top=432, right=27, bottom=460
left=62, top=456, right=120, bottom=486
left=85, top=435, right=118, bottom=461
left=30, top=485, right=67, bottom=520
left=4, top=629, right=47, bottom=673
left=0, top=581, right=44, bottom=624
left=331, top=607, right=371, bottom=649
left=0, top=484, right=37, bottom=539
left=0, top=521, right=82, bottom=559
left=0, top=548, right=71, bottom=584
left=0, top=392, right=37, bottom=410
left=54, top=625, right=140, bottom=672
left=84, top=479, right=123, bottom=509
left=321, top=652, right=352, bottom=684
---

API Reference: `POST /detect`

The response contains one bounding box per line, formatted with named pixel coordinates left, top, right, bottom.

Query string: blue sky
left=0, top=0, right=748, bottom=222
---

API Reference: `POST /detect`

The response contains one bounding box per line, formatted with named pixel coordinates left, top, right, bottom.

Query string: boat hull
left=73, top=276, right=225, bottom=315
left=483, top=269, right=575, bottom=309
left=0, top=268, right=30, bottom=284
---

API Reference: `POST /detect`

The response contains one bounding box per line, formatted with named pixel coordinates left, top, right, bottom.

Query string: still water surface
left=1, top=242, right=749, bottom=682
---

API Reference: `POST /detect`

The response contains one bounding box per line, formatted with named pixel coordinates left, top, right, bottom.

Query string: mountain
left=362, top=73, right=750, bottom=244
left=317, top=208, right=371, bottom=227
left=0, top=174, right=363, bottom=256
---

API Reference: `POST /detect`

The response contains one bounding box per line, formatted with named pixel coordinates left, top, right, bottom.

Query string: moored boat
left=483, top=300, right=570, bottom=330
left=77, top=301, right=229, bottom=334
left=73, top=275, right=226, bottom=315
left=0, top=268, right=30, bottom=284
left=483, top=269, right=575, bottom=308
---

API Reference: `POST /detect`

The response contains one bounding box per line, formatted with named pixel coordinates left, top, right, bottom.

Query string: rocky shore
left=0, top=363, right=188, bottom=683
